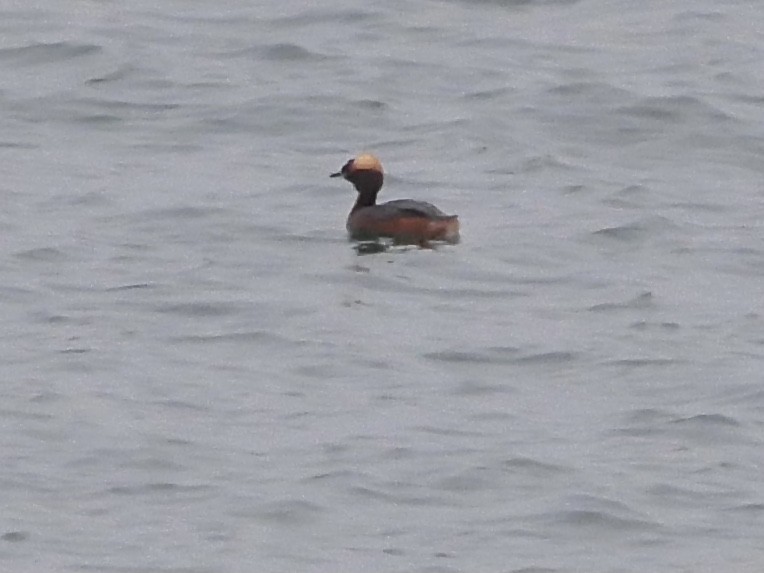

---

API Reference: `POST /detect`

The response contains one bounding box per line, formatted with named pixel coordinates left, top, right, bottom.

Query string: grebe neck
left=348, top=170, right=383, bottom=213
left=351, top=189, right=377, bottom=213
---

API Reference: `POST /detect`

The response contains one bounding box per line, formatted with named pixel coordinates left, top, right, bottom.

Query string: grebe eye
left=342, top=159, right=354, bottom=174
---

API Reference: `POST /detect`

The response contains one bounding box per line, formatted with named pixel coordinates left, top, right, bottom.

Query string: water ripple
left=0, top=41, right=100, bottom=65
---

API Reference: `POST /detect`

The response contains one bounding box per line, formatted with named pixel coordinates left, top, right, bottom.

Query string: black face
left=330, top=159, right=354, bottom=178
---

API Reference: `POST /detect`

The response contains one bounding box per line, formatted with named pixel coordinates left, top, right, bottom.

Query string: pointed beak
left=329, top=171, right=342, bottom=178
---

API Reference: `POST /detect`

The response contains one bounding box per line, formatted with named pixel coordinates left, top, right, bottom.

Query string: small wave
left=348, top=485, right=449, bottom=507
left=13, top=247, right=67, bottom=262
left=264, top=43, right=326, bottom=62
left=453, top=379, right=515, bottom=396
left=124, top=206, right=227, bottom=222
left=107, top=482, right=211, bottom=496
left=671, top=413, right=740, bottom=427
left=423, top=350, right=499, bottom=364
left=545, top=81, right=632, bottom=102
left=424, top=348, right=577, bottom=366
left=614, top=409, right=745, bottom=443
left=463, top=87, right=513, bottom=101
left=352, top=98, right=388, bottom=110
left=0, top=407, right=53, bottom=422
left=240, top=499, right=324, bottom=525
left=672, top=10, right=726, bottom=24
left=629, top=320, right=680, bottom=331
left=502, top=456, right=571, bottom=476
left=607, top=358, right=679, bottom=368
left=156, top=399, right=209, bottom=412
left=646, top=483, right=720, bottom=506
left=617, top=95, right=732, bottom=125
left=153, top=302, right=243, bottom=317
left=621, top=408, right=675, bottom=425
left=0, top=42, right=100, bottom=65
left=535, top=494, right=660, bottom=533
left=454, top=0, right=581, bottom=7
left=726, top=503, right=764, bottom=513
left=18, top=95, right=182, bottom=127
left=589, top=291, right=654, bottom=312
left=0, top=285, right=37, bottom=301
left=104, top=283, right=154, bottom=292
left=85, top=65, right=135, bottom=85
left=591, top=216, right=676, bottom=242
left=60, top=348, right=90, bottom=355
left=1, top=531, right=29, bottom=542
left=270, top=8, right=377, bottom=27
left=423, top=346, right=520, bottom=364
left=0, top=141, right=36, bottom=149
left=302, top=469, right=364, bottom=482
left=555, top=509, right=656, bottom=531
left=415, top=425, right=486, bottom=438
left=168, top=331, right=294, bottom=345
left=514, top=351, right=578, bottom=365
left=517, top=154, right=576, bottom=174
left=602, top=184, right=651, bottom=209
left=73, top=97, right=182, bottom=114
left=436, top=469, right=493, bottom=492
left=224, top=42, right=329, bottom=62
left=118, top=457, right=185, bottom=472
left=592, top=222, right=647, bottom=241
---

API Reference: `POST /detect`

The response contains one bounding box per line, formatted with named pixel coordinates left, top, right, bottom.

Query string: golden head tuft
left=351, top=153, right=383, bottom=174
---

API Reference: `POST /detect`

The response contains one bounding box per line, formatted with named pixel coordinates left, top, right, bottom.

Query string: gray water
left=2, top=1, right=764, bottom=571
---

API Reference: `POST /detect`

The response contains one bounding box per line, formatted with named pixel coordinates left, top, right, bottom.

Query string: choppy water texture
left=2, top=1, right=764, bottom=571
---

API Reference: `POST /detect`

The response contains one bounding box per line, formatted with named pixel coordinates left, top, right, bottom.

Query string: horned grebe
left=330, top=154, right=459, bottom=245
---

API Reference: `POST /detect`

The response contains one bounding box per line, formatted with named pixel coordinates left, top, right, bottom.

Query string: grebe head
left=330, top=153, right=384, bottom=195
